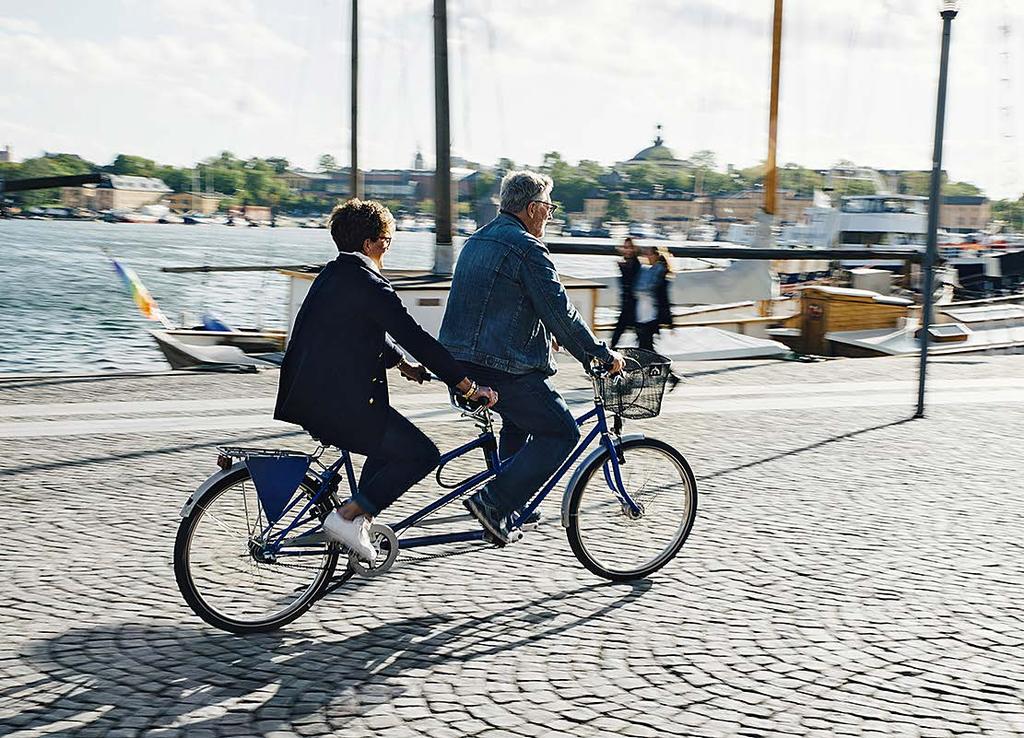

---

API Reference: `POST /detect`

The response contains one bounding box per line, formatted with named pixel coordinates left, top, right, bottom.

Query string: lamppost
left=916, top=0, right=961, bottom=419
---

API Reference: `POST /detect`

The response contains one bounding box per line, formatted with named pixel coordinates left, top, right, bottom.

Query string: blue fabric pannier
left=245, top=455, right=313, bottom=525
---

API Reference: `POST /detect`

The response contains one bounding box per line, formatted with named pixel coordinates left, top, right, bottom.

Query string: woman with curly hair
left=275, top=198, right=497, bottom=564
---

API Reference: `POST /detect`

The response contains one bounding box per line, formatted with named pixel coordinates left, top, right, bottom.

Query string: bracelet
left=460, top=380, right=478, bottom=399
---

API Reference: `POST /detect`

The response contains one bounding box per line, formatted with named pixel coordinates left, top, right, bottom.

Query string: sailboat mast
left=350, top=0, right=361, bottom=199
left=764, top=0, right=783, bottom=217
left=432, top=0, right=454, bottom=274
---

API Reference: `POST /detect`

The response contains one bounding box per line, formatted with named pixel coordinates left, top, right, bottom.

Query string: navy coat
left=274, top=252, right=465, bottom=455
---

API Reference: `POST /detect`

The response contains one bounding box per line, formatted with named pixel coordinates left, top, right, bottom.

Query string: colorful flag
left=109, top=258, right=174, bottom=328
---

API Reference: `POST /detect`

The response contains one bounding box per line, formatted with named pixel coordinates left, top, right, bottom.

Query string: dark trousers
left=636, top=321, right=659, bottom=351
left=610, top=306, right=635, bottom=348
left=464, top=365, right=580, bottom=516
left=352, top=407, right=440, bottom=517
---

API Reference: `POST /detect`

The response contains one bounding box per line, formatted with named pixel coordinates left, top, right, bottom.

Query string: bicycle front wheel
left=566, top=438, right=697, bottom=581
left=174, top=467, right=341, bottom=633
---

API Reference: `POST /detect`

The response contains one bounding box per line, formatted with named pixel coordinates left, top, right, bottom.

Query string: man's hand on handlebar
left=590, top=350, right=626, bottom=376
left=607, top=349, right=625, bottom=375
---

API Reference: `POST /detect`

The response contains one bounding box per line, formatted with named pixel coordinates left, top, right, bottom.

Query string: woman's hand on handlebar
left=470, top=385, right=498, bottom=408
left=398, top=359, right=430, bottom=383
left=455, top=377, right=499, bottom=409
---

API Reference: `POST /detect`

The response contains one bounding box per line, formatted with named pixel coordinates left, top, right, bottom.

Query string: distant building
left=620, top=125, right=689, bottom=169
left=279, top=169, right=333, bottom=193
left=167, top=191, right=224, bottom=214
left=582, top=189, right=811, bottom=226
left=0, top=145, right=11, bottom=163
left=61, top=175, right=171, bottom=211
left=276, top=156, right=478, bottom=209
left=941, top=195, right=991, bottom=233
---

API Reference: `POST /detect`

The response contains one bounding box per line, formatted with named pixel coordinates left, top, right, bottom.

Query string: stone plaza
left=1, top=354, right=1022, bottom=737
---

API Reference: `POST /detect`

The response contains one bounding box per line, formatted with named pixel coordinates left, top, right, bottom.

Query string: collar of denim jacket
left=498, top=210, right=530, bottom=232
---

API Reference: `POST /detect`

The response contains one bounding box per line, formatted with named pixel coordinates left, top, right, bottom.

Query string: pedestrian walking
left=633, top=244, right=674, bottom=351
left=610, top=237, right=640, bottom=349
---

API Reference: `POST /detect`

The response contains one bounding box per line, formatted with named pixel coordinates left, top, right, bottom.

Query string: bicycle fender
left=179, top=461, right=247, bottom=518
left=560, top=434, right=645, bottom=528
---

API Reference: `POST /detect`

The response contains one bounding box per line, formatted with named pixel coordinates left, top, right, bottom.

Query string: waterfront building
left=61, top=175, right=171, bottom=211
left=167, top=191, right=224, bottom=214
left=581, top=190, right=811, bottom=227
left=276, top=158, right=477, bottom=210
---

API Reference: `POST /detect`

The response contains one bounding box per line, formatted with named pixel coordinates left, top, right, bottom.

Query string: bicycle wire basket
left=594, top=347, right=673, bottom=420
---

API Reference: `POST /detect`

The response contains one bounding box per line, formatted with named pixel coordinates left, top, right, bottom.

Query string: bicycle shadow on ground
left=696, top=416, right=915, bottom=484
left=0, top=580, right=651, bottom=736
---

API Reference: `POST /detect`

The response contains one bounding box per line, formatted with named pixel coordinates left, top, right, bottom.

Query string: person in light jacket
left=633, top=244, right=674, bottom=351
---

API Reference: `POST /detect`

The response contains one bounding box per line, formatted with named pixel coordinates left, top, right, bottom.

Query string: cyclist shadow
left=1, top=580, right=650, bottom=736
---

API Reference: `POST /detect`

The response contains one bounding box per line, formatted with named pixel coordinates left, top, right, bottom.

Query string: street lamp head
left=940, top=0, right=960, bottom=17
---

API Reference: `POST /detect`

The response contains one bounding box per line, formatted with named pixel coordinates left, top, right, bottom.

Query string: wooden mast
left=432, top=0, right=454, bottom=274
left=763, top=0, right=783, bottom=221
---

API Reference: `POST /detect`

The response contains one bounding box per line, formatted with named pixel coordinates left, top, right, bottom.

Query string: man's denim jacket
left=438, top=212, right=612, bottom=375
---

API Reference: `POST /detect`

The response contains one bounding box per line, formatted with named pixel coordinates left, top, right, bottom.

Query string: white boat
left=149, top=326, right=286, bottom=370
left=826, top=298, right=1024, bottom=357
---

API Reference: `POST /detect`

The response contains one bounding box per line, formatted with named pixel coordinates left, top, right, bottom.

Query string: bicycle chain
left=402, top=541, right=496, bottom=564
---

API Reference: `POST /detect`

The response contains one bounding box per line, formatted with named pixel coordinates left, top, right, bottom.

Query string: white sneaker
left=323, top=511, right=376, bottom=565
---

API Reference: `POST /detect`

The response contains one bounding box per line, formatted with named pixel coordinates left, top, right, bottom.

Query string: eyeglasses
left=531, top=199, right=558, bottom=218
left=378, top=235, right=393, bottom=246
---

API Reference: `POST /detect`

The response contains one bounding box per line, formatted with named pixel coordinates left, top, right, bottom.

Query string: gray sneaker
left=464, top=492, right=509, bottom=545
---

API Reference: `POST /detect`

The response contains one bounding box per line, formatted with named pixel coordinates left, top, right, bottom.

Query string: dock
left=2, top=353, right=1023, bottom=736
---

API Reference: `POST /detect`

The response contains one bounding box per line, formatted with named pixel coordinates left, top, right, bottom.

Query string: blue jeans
left=464, top=365, right=580, bottom=515
left=352, top=407, right=440, bottom=517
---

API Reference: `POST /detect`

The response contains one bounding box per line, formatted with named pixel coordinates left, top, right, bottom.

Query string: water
left=0, top=220, right=619, bottom=374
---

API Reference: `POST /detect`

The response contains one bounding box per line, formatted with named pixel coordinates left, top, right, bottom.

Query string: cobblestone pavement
left=1, top=355, right=1023, bottom=737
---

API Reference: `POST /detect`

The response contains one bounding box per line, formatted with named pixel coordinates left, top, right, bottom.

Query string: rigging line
left=483, top=14, right=508, bottom=158
left=833, top=7, right=863, bottom=176
left=996, top=0, right=1019, bottom=199
left=453, top=0, right=474, bottom=154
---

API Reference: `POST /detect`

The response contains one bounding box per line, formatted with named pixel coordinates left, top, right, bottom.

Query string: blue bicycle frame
left=255, top=399, right=641, bottom=558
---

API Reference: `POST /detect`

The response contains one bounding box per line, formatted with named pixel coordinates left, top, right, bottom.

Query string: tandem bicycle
left=174, top=347, right=697, bottom=633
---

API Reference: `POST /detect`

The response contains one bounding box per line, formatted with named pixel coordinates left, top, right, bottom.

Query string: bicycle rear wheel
left=174, top=467, right=341, bottom=633
left=566, top=438, right=697, bottom=581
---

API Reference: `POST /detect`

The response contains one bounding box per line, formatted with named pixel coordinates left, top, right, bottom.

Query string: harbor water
left=0, top=220, right=619, bottom=374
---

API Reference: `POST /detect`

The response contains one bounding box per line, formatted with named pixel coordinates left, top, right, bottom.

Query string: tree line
left=1, top=149, right=1020, bottom=229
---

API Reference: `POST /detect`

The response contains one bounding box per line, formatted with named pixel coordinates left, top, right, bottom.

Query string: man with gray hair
left=439, top=170, right=624, bottom=544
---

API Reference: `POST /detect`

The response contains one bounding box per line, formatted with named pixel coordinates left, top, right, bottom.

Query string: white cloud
left=0, top=17, right=40, bottom=35
left=0, top=0, right=1021, bottom=198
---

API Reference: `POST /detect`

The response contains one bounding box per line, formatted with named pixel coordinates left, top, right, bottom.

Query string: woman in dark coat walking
left=275, top=199, right=497, bottom=563
left=633, top=244, right=674, bottom=351
left=610, top=237, right=640, bottom=348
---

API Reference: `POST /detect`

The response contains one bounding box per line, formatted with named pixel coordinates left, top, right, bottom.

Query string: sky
left=1, top=0, right=1022, bottom=198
